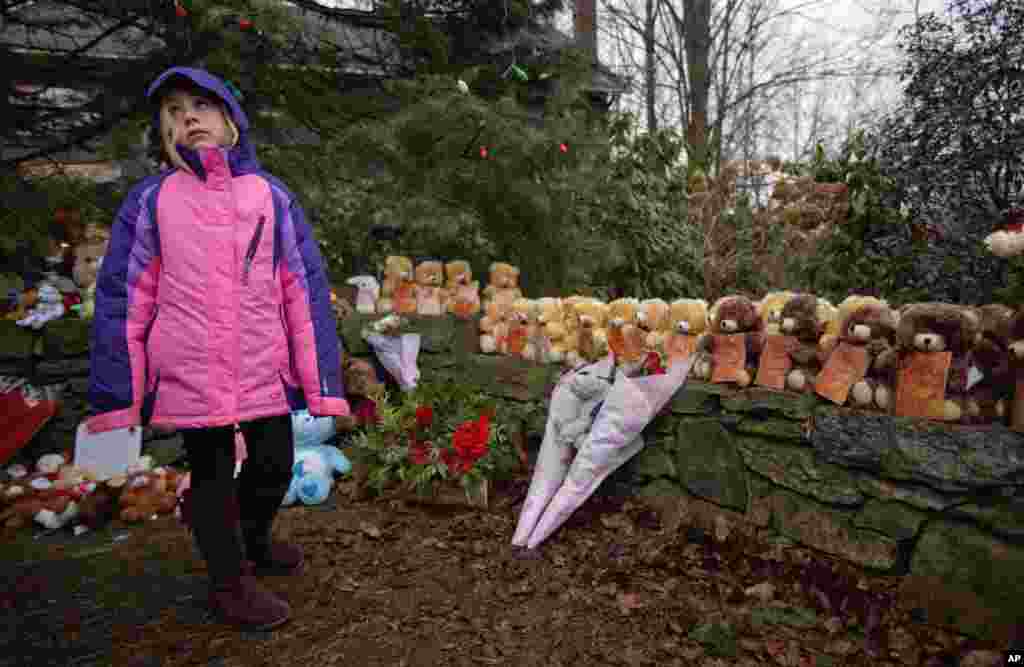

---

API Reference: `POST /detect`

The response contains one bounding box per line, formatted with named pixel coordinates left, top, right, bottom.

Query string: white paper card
left=73, top=423, right=143, bottom=481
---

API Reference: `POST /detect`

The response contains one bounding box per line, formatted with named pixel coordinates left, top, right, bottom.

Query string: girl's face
left=159, top=87, right=234, bottom=151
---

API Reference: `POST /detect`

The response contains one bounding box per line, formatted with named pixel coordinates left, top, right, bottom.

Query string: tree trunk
left=644, top=0, right=659, bottom=132
left=684, top=0, right=712, bottom=169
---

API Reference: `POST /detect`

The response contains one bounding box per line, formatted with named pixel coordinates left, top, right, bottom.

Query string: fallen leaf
left=617, top=591, right=644, bottom=614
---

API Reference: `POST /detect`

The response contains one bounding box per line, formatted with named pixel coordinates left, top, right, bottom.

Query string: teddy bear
left=559, top=296, right=590, bottom=366
left=570, top=299, right=610, bottom=365
left=534, top=297, right=568, bottom=364
left=696, top=295, right=764, bottom=387
left=964, top=303, right=1014, bottom=424
left=481, top=262, right=523, bottom=314
left=815, top=298, right=899, bottom=409
left=664, top=298, right=708, bottom=367
left=346, top=275, right=380, bottom=315
left=758, top=291, right=796, bottom=335
left=117, top=467, right=181, bottom=523
left=506, top=298, right=539, bottom=360
left=816, top=298, right=842, bottom=351
left=880, top=302, right=979, bottom=422
left=479, top=297, right=513, bottom=355
left=606, top=297, right=646, bottom=365
left=337, top=356, right=385, bottom=431
left=635, top=298, right=670, bottom=349
left=414, top=260, right=446, bottom=316
left=330, top=289, right=355, bottom=320
left=71, top=237, right=107, bottom=319
left=378, top=255, right=416, bottom=315
left=444, top=259, right=480, bottom=318
left=282, top=444, right=351, bottom=506
left=777, top=294, right=828, bottom=393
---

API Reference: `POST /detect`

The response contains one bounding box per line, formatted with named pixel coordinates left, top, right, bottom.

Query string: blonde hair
left=159, top=100, right=239, bottom=177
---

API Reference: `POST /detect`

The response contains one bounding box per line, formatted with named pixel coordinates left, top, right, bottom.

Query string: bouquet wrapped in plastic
left=514, top=351, right=698, bottom=550
left=362, top=315, right=421, bottom=392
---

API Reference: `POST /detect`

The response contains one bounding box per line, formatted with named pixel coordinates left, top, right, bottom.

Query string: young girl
left=86, top=67, right=350, bottom=631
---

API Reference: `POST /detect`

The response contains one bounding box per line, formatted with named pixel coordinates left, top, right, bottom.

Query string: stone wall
left=4, top=314, right=1024, bottom=640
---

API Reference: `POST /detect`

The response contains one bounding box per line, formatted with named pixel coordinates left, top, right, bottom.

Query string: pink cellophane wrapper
left=365, top=333, right=421, bottom=392
left=512, top=355, right=615, bottom=547
left=524, top=353, right=697, bottom=550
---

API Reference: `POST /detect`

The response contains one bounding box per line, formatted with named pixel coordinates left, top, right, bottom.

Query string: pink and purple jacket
left=87, top=67, right=349, bottom=432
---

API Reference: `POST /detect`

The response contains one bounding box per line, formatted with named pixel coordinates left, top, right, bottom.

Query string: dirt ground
left=1, top=473, right=1012, bottom=667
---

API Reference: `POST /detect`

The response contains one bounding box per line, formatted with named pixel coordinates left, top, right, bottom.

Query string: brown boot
left=208, top=575, right=291, bottom=631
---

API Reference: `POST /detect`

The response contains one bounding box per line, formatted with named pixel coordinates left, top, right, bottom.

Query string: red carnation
left=415, top=405, right=434, bottom=428
left=239, top=18, right=253, bottom=30
left=174, top=2, right=187, bottom=17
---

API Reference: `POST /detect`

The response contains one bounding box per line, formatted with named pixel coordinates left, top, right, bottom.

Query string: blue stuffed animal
left=282, top=410, right=353, bottom=506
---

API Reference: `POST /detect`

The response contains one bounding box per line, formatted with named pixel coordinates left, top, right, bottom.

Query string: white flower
left=849, top=153, right=860, bottom=164
left=457, top=79, right=469, bottom=94
left=900, top=202, right=910, bottom=218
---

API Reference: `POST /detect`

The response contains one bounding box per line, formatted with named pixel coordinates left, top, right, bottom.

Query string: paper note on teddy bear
left=73, top=423, right=142, bottom=481
left=711, top=334, right=747, bottom=384
left=894, top=351, right=951, bottom=419
left=755, top=335, right=795, bottom=390
left=815, top=342, right=870, bottom=405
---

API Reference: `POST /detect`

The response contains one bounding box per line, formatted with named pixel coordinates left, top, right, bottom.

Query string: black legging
left=181, top=413, right=294, bottom=525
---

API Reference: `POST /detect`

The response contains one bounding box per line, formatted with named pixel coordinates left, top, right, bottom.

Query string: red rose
left=238, top=18, right=253, bottom=30
left=644, top=351, right=665, bottom=375
left=174, top=2, right=187, bottom=17
left=415, top=405, right=434, bottom=428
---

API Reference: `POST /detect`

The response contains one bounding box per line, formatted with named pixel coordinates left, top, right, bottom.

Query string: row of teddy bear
left=347, top=257, right=1024, bottom=427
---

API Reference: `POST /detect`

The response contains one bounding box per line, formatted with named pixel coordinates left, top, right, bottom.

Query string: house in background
left=3, top=0, right=626, bottom=185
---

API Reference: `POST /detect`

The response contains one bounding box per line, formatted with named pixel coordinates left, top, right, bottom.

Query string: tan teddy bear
left=534, top=297, right=568, bottom=364
left=481, top=262, right=523, bottom=313
left=571, top=299, right=610, bottom=365
left=636, top=298, right=671, bottom=350
left=479, top=298, right=512, bottom=354
left=444, top=259, right=480, bottom=317
left=758, top=291, right=795, bottom=335
left=506, top=298, right=539, bottom=359
left=72, top=231, right=109, bottom=319
left=665, top=298, right=708, bottom=366
left=606, top=298, right=646, bottom=364
left=414, top=260, right=446, bottom=316
left=378, top=255, right=416, bottom=315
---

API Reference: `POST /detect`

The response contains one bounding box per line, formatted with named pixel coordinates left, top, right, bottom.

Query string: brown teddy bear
left=378, top=255, right=416, bottom=315
left=696, top=295, right=764, bottom=386
left=336, top=356, right=385, bottom=431
left=481, top=262, right=523, bottom=313
left=778, top=294, right=827, bottom=393
left=815, top=299, right=898, bottom=409
left=116, top=468, right=182, bottom=523
left=881, top=302, right=979, bottom=422
left=964, top=304, right=1014, bottom=424
left=444, top=260, right=480, bottom=318
left=414, top=260, right=446, bottom=316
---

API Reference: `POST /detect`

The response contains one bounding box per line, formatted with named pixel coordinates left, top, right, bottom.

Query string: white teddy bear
left=17, top=283, right=65, bottom=329
left=346, top=276, right=381, bottom=315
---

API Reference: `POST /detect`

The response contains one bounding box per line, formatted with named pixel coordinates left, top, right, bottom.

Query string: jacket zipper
left=241, top=216, right=266, bottom=286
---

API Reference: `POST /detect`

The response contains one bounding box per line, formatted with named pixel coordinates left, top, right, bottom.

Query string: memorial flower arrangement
left=348, top=381, right=518, bottom=503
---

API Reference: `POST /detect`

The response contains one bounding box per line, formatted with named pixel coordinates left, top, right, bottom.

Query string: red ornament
left=479, top=146, right=488, bottom=158
left=239, top=18, right=253, bottom=30
left=174, top=2, right=187, bottom=17
left=559, top=143, right=568, bottom=153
